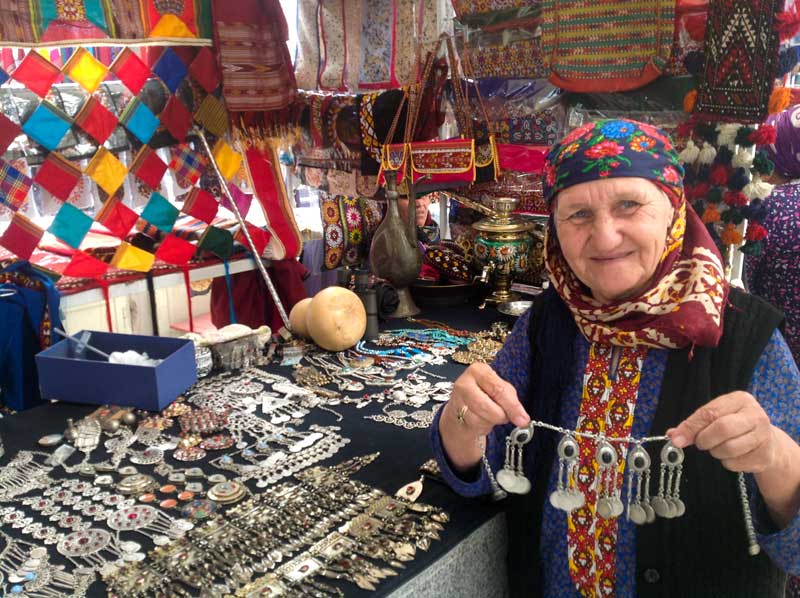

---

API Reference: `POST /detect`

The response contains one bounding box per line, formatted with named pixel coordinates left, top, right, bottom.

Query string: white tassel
left=717, top=123, right=740, bottom=148
left=698, top=143, right=717, bottom=165
left=743, top=177, right=775, bottom=200
left=731, top=147, right=754, bottom=169
left=678, top=140, right=700, bottom=165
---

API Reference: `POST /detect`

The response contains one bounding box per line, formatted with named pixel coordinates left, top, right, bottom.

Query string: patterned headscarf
left=542, top=119, right=729, bottom=350
left=762, top=104, right=800, bottom=179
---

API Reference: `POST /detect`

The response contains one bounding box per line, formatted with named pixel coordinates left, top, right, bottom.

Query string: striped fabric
left=169, top=143, right=207, bottom=188
left=540, top=0, right=674, bottom=92
left=0, top=159, right=32, bottom=212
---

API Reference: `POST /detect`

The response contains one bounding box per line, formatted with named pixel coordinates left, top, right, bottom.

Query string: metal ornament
left=496, top=423, right=534, bottom=495
left=625, top=443, right=654, bottom=525
left=549, top=434, right=584, bottom=512
left=594, top=440, right=624, bottom=520
left=652, top=441, right=685, bottom=519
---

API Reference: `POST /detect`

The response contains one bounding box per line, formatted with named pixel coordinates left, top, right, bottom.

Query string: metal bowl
left=497, top=300, right=533, bottom=317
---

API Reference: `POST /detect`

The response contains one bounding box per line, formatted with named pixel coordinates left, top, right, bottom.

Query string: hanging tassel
left=745, top=222, right=768, bottom=241
left=731, top=148, right=754, bottom=169
left=749, top=125, right=777, bottom=146
left=678, top=140, right=700, bottom=164
left=728, top=167, right=750, bottom=191
left=683, top=89, right=698, bottom=113
left=716, top=145, right=734, bottom=165
left=776, top=6, right=800, bottom=42
left=709, top=164, right=730, bottom=186
left=698, top=143, right=717, bottom=165
left=717, top=123, right=740, bottom=148
left=752, top=151, right=775, bottom=176
left=743, top=177, right=775, bottom=200
left=720, top=223, right=743, bottom=246
left=769, top=87, right=792, bottom=114
left=723, top=190, right=749, bottom=207
left=701, top=203, right=721, bottom=224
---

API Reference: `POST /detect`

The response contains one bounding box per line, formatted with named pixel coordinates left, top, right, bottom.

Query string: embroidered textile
left=33, top=0, right=114, bottom=42
left=339, top=195, right=364, bottom=266
left=359, top=196, right=384, bottom=241
left=694, top=0, right=781, bottom=123
left=294, top=0, right=321, bottom=90
left=318, top=0, right=347, bottom=91
left=358, top=0, right=396, bottom=88
left=141, top=0, right=200, bottom=38
left=320, top=192, right=344, bottom=269
left=466, top=38, right=546, bottom=80
left=450, top=0, right=529, bottom=18
left=544, top=119, right=729, bottom=349
left=540, top=0, right=674, bottom=93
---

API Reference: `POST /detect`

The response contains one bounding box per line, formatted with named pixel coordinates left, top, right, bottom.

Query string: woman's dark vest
left=507, top=287, right=787, bottom=597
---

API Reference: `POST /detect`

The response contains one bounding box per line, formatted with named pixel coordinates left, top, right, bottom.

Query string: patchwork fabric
left=35, top=0, right=114, bottom=40
left=63, top=47, right=108, bottom=93
left=339, top=195, right=365, bottom=267
left=140, top=191, right=179, bottom=233
left=85, top=146, right=127, bottom=196
left=129, top=145, right=168, bottom=190
left=0, top=113, right=21, bottom=154
left=63, top=250, right=108, bottom=278
left=180, top=187, right=218, bottom=223
left=188, top=47, right=220, bottom=93
left=73, top=96, right=118, bottom=144
left=111, top=241, right=155, bottom=272
left=12, top=51, right=61, bottom=97
left=234, top=221, right=271, bottom=257
left=540, top=0, right=674, bottom=92
left=22, top=101, right=72, bottom=151
left=193, top=94, right=228, bottom=137
left=0, top=213, right=43, bottom=260
left=221, top=183, right=251, bottom=217
left=160, top=95, right=193, bottom=142
left=48, top=202, right=93, bottom=249
left=120, top=97, right=160, bottom=144
left=34, top=152, right=82, bottom=201
left=694, top=0, right=781, bottom=123
left=152, top=47, right=188, bottom=93
left=109, top=47, right=152, bottom=95
left=141, top=0, right=200, bottom=38
left=198, top=225, right=233, bottom=259
left=0, top=160, right=32, bottom=212
left=212, top=139, right=242, bottom=181
left=169, top=143, right=207, bottom=187
left=95, top=196, right=138, bottom=238
left=155, top=233, right=196, bottom=265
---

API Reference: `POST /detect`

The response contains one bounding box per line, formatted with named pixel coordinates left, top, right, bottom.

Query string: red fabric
left=244, top=145, right=302, bottom=258
left=210, top=259, right=308, bottom=331
left=12, top=51, right=60, bottom=97
left=181, top=188, right=219, bottom=223
left=155, top=234, right=197, bottom=265
left=0, top=113, right=21, bottom=154
left=63, top=250, right=109, bottom=278
left=0, top=213, right=43, bottom=259
left=143, top=0, right=197, bottom=35
left=34, top=153, right=82, bottom=201
left=110, top=48, right=151, bottom=95
left=95, top=197, right=138, bottom=238
left=74, top=96, right=118, bottom=144
left=497, top=144, right=547, bottom=174
left=189, top=47, right=221, bottom=93
left=160, top=95, right=193, bottom=142
left=130, top=146, right=168, bottom=190
left=234, top=222, right=271, bottom=256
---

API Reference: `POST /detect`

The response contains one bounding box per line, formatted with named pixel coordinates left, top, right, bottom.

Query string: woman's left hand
left=670, top=391, right=800, bottom=528
left=669, top=391, right=779, bottom=473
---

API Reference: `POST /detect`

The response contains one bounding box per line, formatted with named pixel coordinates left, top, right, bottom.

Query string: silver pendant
left=496, top=423, right=534, bottom=495
left=549, top=434, right=584, bottom=512
left=625, top=443, right=652, bottom=525
left=594, top=440, right=621, bottom=520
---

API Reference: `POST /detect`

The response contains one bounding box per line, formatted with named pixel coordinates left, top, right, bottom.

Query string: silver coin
left=122, top=552, right=145, bottom=562
left=673, top=498, right=686, bottom=517
left=119, top=541, right=141, bottom=553
left=152, top=535, right=170, bottom=546
left=610, top=497, right=625, bottom=518
left=496, top=469, right=518, bottom=493
left=628, top=504, right=648, bottom=525
left=567, top=490, right=585, bottom=511
left=94, top=475, right=114, bottom=487
left=507, top=473, right=531, bottom=495
left=596, top=498, right=615, bottom=519
left=665, top=499, right=677, bottom=519
left=644, top=503, right=656, bottom=523
left=118, top=466, right=138, bottom=476
left=549, top=490, right=566, bottom=510
left=651, top=496, right=670, bottom=518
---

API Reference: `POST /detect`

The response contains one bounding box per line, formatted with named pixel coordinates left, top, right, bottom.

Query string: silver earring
left=549, top=434, right=583, bottom=512
left=625, top=443, right=652, bottom=525
left=595, top=440, right=623, bottom=519
left=651, top=441, right=684, bottom=519
left=496, top=423, right=534, bottom=495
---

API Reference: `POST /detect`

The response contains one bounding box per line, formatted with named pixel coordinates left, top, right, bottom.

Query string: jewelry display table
left=0, top=305, right=512, bottom=597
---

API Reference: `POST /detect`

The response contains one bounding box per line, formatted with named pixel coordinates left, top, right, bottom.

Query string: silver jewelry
left=496, top=423, right=534, bottom=495
left=594, top=440, right=624, bottom=519
left=549, top=434, right=584, bottom=512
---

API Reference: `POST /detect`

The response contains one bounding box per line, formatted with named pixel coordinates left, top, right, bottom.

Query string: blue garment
left=430, top=308, right=800, bottom=597
left=0, top=261, right=62, bottom=411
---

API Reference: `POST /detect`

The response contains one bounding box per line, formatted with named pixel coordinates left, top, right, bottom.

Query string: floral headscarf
left=542, top=119, right=728, bottom=350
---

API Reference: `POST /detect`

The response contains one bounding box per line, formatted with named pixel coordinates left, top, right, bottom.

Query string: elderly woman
left=431, top=119, right=800, bottom=597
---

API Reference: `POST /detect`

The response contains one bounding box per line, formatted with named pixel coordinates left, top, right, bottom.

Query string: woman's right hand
left=439, top=362, right=530, bottom=471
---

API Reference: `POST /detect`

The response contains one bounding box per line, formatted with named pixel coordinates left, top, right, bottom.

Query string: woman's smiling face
left=553, top=177, right=675, bottom=304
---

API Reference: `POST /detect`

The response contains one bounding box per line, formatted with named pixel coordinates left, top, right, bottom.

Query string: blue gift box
left=35, top=331, right=197, bottom=412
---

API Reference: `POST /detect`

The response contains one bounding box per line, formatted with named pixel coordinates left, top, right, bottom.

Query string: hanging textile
left=318, top=0, right=347, bottom=91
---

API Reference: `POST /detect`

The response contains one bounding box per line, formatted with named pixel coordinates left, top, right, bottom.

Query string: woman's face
left=398, top=196, right=432, bottom=227
left=554, top=177, right=675, bottom=304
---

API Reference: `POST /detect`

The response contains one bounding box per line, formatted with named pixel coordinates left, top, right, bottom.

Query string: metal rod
left=194, top=129, right=291, bottom=332
left=53, top=328, right=111, bottom=360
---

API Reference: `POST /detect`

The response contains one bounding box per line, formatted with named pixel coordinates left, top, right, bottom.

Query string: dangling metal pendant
left=625, top=443, right=652, bottom=525
left=496, top=423, right=534, bottom=495
left=549, top=434, right=584, bottom=512
left=651, top=441, right=685, bottom=519
left=594, top=440, right=624, bottom=519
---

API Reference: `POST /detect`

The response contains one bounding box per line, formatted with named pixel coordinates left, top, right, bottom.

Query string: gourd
left=289, top=297, right=313, bottom=337
left=305, top=287, right=366, bottom=351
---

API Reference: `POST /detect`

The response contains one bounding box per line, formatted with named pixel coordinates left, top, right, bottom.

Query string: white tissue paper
left=108, top=350, right=163, bottom=367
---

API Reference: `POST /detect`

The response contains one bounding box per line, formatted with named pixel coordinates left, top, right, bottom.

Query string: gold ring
left=456, top=405, right=469, bottom=425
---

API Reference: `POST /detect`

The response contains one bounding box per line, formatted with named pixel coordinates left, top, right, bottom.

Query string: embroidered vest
left=507, top=287, right=787, bottom=597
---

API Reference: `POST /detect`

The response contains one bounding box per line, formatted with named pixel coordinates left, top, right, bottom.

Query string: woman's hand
left=670, top=391, right=800, bottom=528
left=439, top=363, right=530, bottom=472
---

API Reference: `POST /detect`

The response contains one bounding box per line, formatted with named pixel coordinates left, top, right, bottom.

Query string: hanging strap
left=181, top=265, right=194, bottom=333
left=222, top=259, right=237, bottom=325
left=99, top=279, right=113, bottom=332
